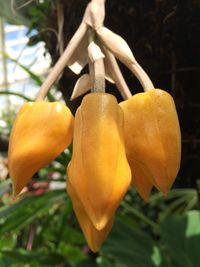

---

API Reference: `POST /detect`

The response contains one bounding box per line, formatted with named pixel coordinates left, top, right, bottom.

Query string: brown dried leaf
left=88, top=41, right=105, bottom=63
left=71, top=74, right=92, bottom=100
left=68, top=31, right=89, bottom=74
left=83, top=1, right=105, bottom=30
left=97, top=27, right=136, bottom=65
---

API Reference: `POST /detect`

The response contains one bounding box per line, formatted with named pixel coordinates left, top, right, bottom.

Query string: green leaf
left=0, top=233, right=17, bottom=251
left=121, top=201, right=159, bottom=232
left=0, top=190, right=67, bottom=234
left=75, top=259, right=98, bottom=267
left=0, top=179, right=12, bottom=196
left=0, top=91, right=32, bottom=101
left=1, top=249, right=66, bottom=266
left=0, top=1, right=30, bottom=26
left=101, top=219, right=159, bottom=267
left=4, top=53, right=43, bottom=86
left=2, top=53, right=61, bottom=102
left=161, top=210, right=200, bottom=267
left=58, top=243, right=86, bottom=263
left=96, top=256, right=117, bottom=267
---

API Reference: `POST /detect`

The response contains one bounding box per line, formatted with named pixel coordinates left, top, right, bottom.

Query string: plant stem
left=88, top=39, right=105, bottom=93
left=129, top=62, right=154, bottom=92
left=92, top=58, right=105, bottom=92
left=121, top=201, right=159, bottom=232
left=36, top=22, right=88, bottom=101
left=102, top=47, right=132, bottom=99
left=84, top=0, right=105, bottom=30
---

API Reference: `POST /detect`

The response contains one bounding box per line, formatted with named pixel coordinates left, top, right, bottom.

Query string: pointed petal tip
left=156, top=184, right=171, bottom=197
left=12, top=192, right=17, bottom=199
left=70, top=74, right=91, bottom=100
left=70, top=94, right=75, bottom=101
left=88, top=243, right=100, bottom=253
left=12, top=185, right=18, bottom=198
left=12, top=189, right=19, bottom=200
left=92, top=217, right=109, bottom=231
left=12, top=183, right=25, bottom=199
left=163, top=190, right=169, bottom=198
left=142, top=195, right=151, bottom=203
left=135, top=185, right=152, bottom=203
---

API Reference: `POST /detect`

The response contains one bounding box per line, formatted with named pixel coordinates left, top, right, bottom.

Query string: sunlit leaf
left=161, top=210, right=200, bottom=267
left=101, top=219, right=159, bottom=267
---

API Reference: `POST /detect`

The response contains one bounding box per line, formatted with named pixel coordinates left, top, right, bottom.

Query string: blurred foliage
left=0, top=136, right=199, bottom=266
left=0, top=164, right=199, bottom=267
left=0, top=0, right=200, bottom=266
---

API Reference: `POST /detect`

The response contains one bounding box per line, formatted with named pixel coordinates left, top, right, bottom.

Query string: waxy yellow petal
left=8, top=101, right=74, bottom=196
left=68, top=93, right=131, bottom=230
left=120, top=89, right=181, bottom=195
left=67, top=180, right=114, bottom=252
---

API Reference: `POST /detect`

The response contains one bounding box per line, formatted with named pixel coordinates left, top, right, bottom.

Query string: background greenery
left=0, top=0, right=200, bottom=266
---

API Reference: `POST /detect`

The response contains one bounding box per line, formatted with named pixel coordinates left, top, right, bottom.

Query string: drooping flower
left=120, top=89, right=181, bottom=197
left=8, top=101, right=74, bottom=196
left=67, top=92, right=131, bottom=230
left=67, top=179, right=114, bottom=252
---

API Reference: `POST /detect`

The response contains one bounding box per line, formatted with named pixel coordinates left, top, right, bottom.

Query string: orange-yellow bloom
left=67, top=92, right=131, bottom=230
left=120, top=89, right=181, bottom=197
left=67, top=179, right=114, bottom=252
left=8, top=101, right=74, bottom=196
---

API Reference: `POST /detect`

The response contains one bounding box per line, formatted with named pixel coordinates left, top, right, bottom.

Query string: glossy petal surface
left=120, top=89, right=181, bottom=195
left=9, top=101, right=74, bottom=196
left=67, top=180, right=114, bottom=252
left=68, top=93, right=131, bottom=229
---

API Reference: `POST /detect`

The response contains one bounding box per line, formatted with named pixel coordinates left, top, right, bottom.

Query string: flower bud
left=8, top=101, right=74, bottom=196
left=120, top=89, right=181, bottom=196
left=67, top=93, right=131, bottom=230
left=129, top=158, right=153, bottom=201
left=67, top=179, right=114, bottom=252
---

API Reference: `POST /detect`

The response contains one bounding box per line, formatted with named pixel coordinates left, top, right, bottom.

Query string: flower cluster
left=8, top=0, right=181, bottom=253
left=8, top=88, right=181, bottom=252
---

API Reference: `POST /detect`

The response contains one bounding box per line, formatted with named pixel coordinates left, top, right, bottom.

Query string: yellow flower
left=120, top=89, right=181, bottom=197
left=67, top=179, right=114, bottom=252
left=8, top=101, right=74, bottom=196
left=67, top=92, right=131, bottom=230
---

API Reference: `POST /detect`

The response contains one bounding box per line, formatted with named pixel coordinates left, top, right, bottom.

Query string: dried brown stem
left=84, top=0, right=105, bottom=30
left=88, top=40, right=105, bottom=93
left=93, top=58, right=105, bottom=93
left=36, top=22, right=88, bottom=101
left=57, top=0, right=64, bottom=55
left=129, top=63, right=154, bottom=92
left=102, top=47, right=132, bottom=99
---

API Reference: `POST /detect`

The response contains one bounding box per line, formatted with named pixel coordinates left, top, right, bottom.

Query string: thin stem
left=57, top=0, right=64, bottom=55
left=36, top=22, right=88, bottom=101
left=16, top=0, right=34, bottom=10
left=88, top=39, right=105, bottom=93
left=129, top=62, right=154, bottom=92
left=0, top=91, right=32, bottom=101
left=26, top=224, right=36, bottom=251
left=102, top=47, right=132, bottom=99
left=121, top=201, right=159, bottom=233
left=93, top=58, right=105, bottom=92
left=89, top=58, right=95, bottom=90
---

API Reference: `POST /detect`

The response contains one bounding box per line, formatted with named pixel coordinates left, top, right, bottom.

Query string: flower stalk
left=36, top=22, right=88, bottom=101
left=88, top=40, right=105, bottom=93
